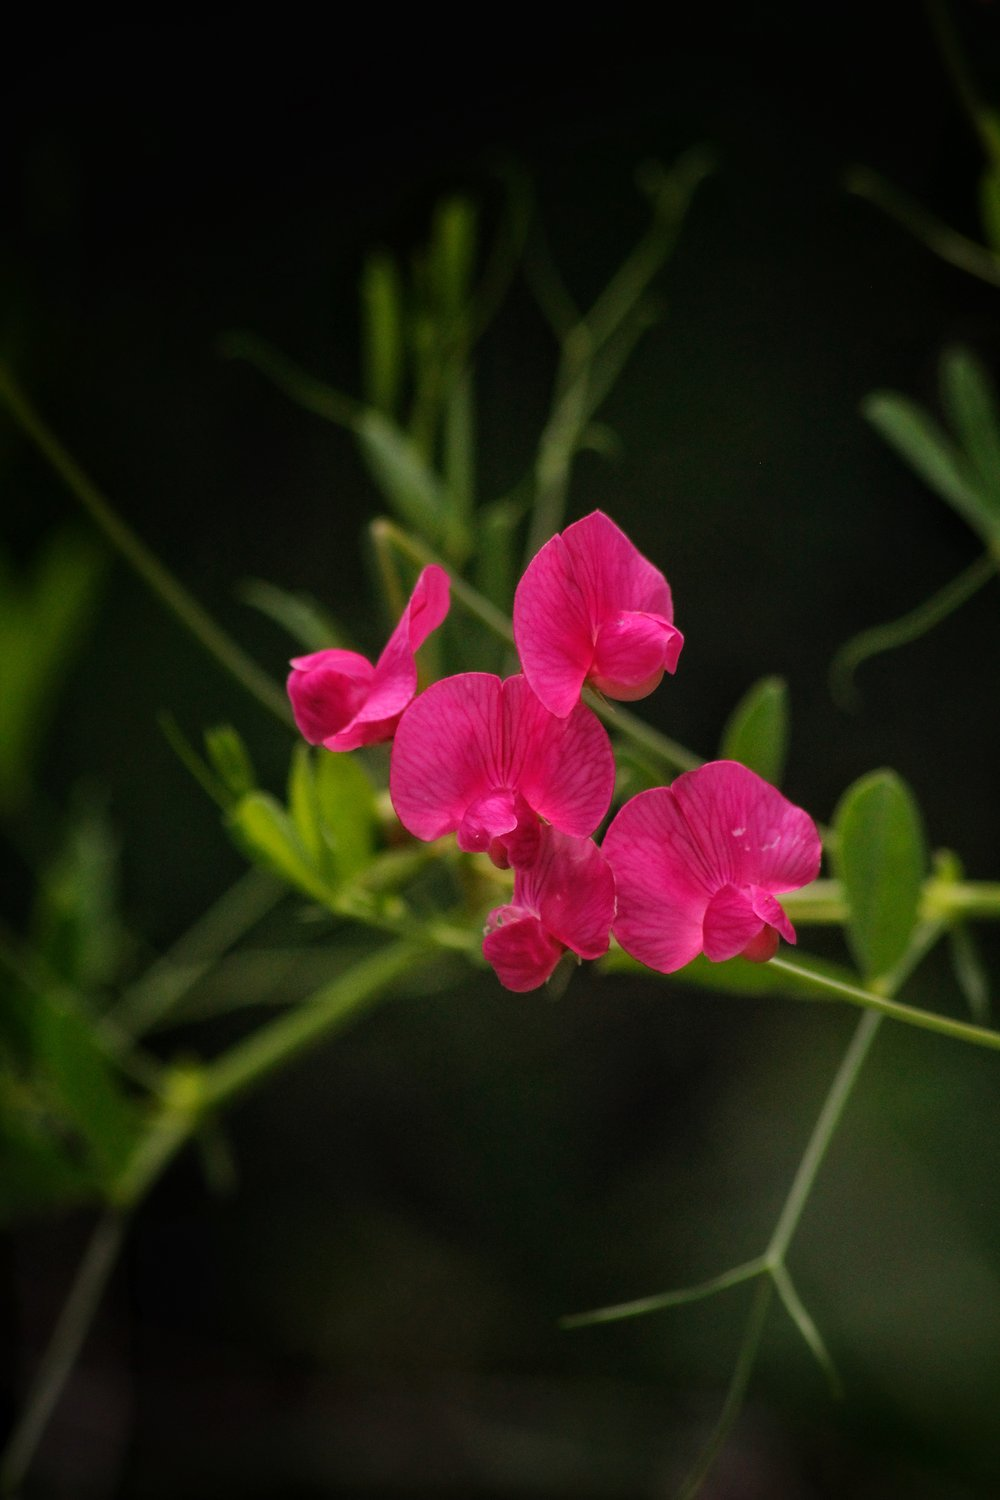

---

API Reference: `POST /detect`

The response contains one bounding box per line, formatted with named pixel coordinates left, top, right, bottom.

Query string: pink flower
left=513, top=510, right=683, bottom=718
left=389, top=672, right=615, bottom=868
left=483, top=825, right=616, bottom=991
left=602, top=760, right=821, bottom=973
left=287, top=565, right=450, bottom=751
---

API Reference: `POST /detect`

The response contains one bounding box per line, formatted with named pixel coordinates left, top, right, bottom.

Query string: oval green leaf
left=719, top=676, right=789, bottom=785
left=831, top=769, right=926, bottom=983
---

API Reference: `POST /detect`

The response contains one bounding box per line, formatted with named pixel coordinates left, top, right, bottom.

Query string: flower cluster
left=289, top=512, right=821, bottom=990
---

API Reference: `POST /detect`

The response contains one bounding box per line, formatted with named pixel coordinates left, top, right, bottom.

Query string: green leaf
left=0, top=528, right=104, bottom=813
left=205, top=725, right=256, bottom=801
left=312, top=751, right=377, bottom=883
left=719, top=676, right=789, bottom=785
left=863, top=392, right=996, bottom=543
left=831, top=770, right=926, bottom=983
left=31, top=797, right=122, bottom=994
left=979, top=166, right=1000, bottom=256
left=356, top=408, right=467, bottom=557
left=31, top=995, right=139, bottom=1187
left=430, top=197, right=477, bottom=320
left=940, top=345, right=1000, bottom=516
left=949, top=924, right=990, bottom=1024
left=239, top=577, right=346, bottom=652
left=361, top=251, right=404, bottom=416
left=227, top=792, right=331, bottom=902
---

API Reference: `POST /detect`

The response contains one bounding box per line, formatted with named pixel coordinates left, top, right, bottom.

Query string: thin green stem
left=769, top=956, right=1000, bottom=1052
left=925, top=0, right=1000, bottom=170
left=830, top=551, right=996, bottom=708
left=673, top=1278, right=774, bottom=1500
left=846, top=167, right=1000, bottom=287
left=0, top=1210, right=127, bottom=1497
left=0, top=367, right=293, bottom=728
left=561, top=1257, right=766, bottom=1330
left=108, top=867, right=283, bottom=1039
left=770, top=1262, right=842, bottom=1399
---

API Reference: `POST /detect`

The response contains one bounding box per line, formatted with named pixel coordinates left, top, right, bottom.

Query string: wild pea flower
left=603, top=760, right=821, bottom=972
left=287, top=565, right=450, bottom=750
left=483, top=824, right=616, bottom=992
left=513, top=509, right=684, bottom=718
left=389, top=672, right=615, bottom=869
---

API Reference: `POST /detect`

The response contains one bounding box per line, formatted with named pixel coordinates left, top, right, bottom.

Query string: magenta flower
left=513, top=510, right=683, bottom=718
left=603, top=760, right=821, bottom=973
left=389, top=672, right=615, bottom=868
left=287, top=565, right=450, bottom=751
left=483, top=825, right=616, bottom=992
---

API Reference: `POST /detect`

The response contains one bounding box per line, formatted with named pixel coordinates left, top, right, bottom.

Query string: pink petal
left=517, top=826, right=615, bottom=960
left=514, top=511, right=678, bottom=717
left=390, top=672, right=503, bottom=841
left=287, top=650, right=374, bottom=744
left=602, top=787, right=709, bottom=973
left=702, top=884, right=765, bottom=962
left=512, top=532, right=596, bottom=718
left=669, top=761, right=822, bottom=895
left=503, top=676, right=614, bottom=838
left=457, top=788, right=519, bottom=855
left=590, top=611, right=684, bottom=701
left=750, top=885, right=796, bottom=945
left=562, top=511, right=674, bottom=621
left=334, top=566, right=451, bottom=747
left=483, top=907, right=565, bottom=992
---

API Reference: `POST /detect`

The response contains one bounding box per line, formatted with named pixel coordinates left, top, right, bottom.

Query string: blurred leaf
left=719, top=676, right=789, bottom=785
left=980, top=166, right=1000, bottom=256
left=361, top=252, right=404, bottom=416
left=940, top=345, right=1000, bottom=512
left=949, top=923, right=991, bottom=1024
left=863, top=392, right=996, bottom=543
left=239, top=578, right=346, bottom=652
left=0, top=1077, right=96, bottom=1224
left=831, top=770, right=926, bottom=983
left=32, top=994, right=140, bottom=1187
left=31, top=796, right=122, bottom=995
left=0, top=528, right=104, bottom=814
left=158, top=712, right=228, bottom=807
left=227, top=792, right=331, bottom=902
left=312, top=750, right=377, bottom=883
left=356, top=409, right=467, bottom=558
left=205, top=725, right=256, bottom=802
left=430, top=198, right=477, bottom=320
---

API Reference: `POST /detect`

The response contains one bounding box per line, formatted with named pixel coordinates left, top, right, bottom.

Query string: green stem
left=673, top=1278, right=774, bottom=1500
left=766, top=1010, right=882, bottom=1261
left=560, top=1257, right=766, bottom=1330
left=769, top=956, right=1000, bottom=1052
left=0, top=367, right=293, bottom=729
left=845, top=167, right=1000, bottom=287
left=0, top=1210, right=127, bottom=1497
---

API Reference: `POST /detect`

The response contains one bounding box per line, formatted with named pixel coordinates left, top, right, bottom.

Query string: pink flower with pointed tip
left=483, top=825, right=616, bottom=991
left=513, top=510, right=684, bottom=718
left=602, top=760, right=821, bottom=973
left=389, top=672, right=615, bottom=869
left=287, top=565, right=450, bottom=751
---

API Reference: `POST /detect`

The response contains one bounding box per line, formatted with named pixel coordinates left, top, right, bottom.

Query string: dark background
left=4, top=5, right=1000, bottom=1496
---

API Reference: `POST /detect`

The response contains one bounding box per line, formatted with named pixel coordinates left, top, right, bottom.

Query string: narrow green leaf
left=831, top=770, right=926, bottom=983
left=949, top=923, right=990, bottom=1024
left=205, top=726, right=256, bottom=801
left=32, top=997, right=139, bottom=1186
left=360, top=252, right=404, bottom=416
left=31, top=799, right=122, bottom=994
left=940, top=345, right=1000, bottom=514
left=979, top=166, right=1000, bottom=256
left=863, top=392, right=996, bottom=542
left=287, top=744, right=335, bottom=883
left=239, top=577, right=345, bottom=652
left=227, top=792, right=330, bottom=902
left=312, top=751, right=377, bottom=883
left=356, top=408, right=467, bottom=557
left=431, top=198, right=477, bottom=319
left=719, top=676, right=789, bottom=785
